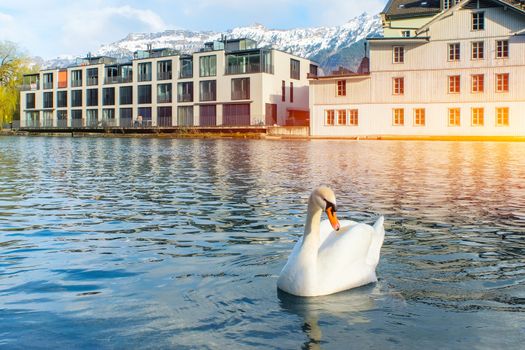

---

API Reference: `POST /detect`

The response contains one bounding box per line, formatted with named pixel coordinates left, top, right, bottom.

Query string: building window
left=448, top=108, right=461, bottom=126
left=282, top=81, right=286, bottom=102
left=86, top=89, right=98, bottom=107
left=290, top=59, right=300, bottom=80
left=158, top=106, right=172, bottom=127
left=57, top=91, right=67, bottom=108
left=137, top=107, right=152, bottom=125
left=448, top=75, right=461, bottom=94
left=138, top=85, right=152, bottom=104
left=177, top=82, right=194, bottom=102
left=71, top=90, right=82, bottom=107
left=472, top=12, right=485, bottom=31
left=496, top=40, right=509, bottom=59
left=414, top=108, right=426, bottom=126
left=200, top=105, right=217, bottom=127
left=337, top=80, right=346, bottom=96
left=180, top=56, right=193, bottom=79
left=325, top=110, right=335, bottom=126
left=349, top=109, right=358, bottom=126
left=138, top=62, right=152, bottom=82
left=471, top=74, right=484, bottom=93
left=26, top=93, right=36, bottom=109
left=199, top=55, right=217, bottom=77
left=42, top=111, right=53, bottom=127
left=157, top=60, right=172, bottom=80
left=448, top=43, right=460, bottom=61
left=231, top=78, right=250, bottom=100
left=102, top=109, right=115, bottom=123
left=496, top=107, right=509, bottom=127
left=43, top=73, right=53, bottom=89
left=157, top=83, right=172, bottom=103
left=119, top=108, right=133, bottom=127
left=199, top=80, right=216, bottom=102
left=290, top=82, right=294, bottom=103
left=496, top=73, right=509, bottom=92
left=119, top=86, right=132, bottom=105
left=103, top=87, right=115, bottom=106
left=87, top=68, right=98, bottom=86
left=223, top=104, right=250, bottom=126
left=393, top=77, right=404, bottom=95
left=43, top=92, right=53, bottom=109
left=472, top=108, right=484, bottom=126
left=471, top=41, right=484, bottom=59
left=393, top=109, right=404, bottom=126
left=402, top=31, right=411, bottom=38
left=86, top=109, right=98, bottom=127
left=337, top=110, right=346, bottom=125
left=71, top=70, right=82, bottom=87
left=71, top=110, right=83, bottom=128
left=393, top=46, right=405, bottom=63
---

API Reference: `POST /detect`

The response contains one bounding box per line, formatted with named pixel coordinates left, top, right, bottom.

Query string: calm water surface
left=0, top=136, right=524, bottom=349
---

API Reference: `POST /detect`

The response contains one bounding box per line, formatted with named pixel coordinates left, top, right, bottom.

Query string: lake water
left=0, top=136, right=524, bottom=349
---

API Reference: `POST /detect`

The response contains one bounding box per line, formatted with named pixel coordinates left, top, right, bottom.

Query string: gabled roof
left=382, top=0, right=441, bottom=19
left=416, top=0, right=525, bottom=34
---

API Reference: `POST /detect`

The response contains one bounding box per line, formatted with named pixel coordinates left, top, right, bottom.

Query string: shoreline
left=2, top=129, right=525, bottom=142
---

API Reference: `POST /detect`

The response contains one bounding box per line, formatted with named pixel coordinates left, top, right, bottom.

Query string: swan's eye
left=325, top=200, right=337, bottom=213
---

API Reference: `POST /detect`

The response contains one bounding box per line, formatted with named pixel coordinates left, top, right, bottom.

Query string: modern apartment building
left=20, top=39, right=316, bottom=129
left=310, top=0, right=525, bottom=137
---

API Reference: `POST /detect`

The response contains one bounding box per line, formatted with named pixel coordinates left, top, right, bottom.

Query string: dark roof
left=382, top=0, right=441, bottom=19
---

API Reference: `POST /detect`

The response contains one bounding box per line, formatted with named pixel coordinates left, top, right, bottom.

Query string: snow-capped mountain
left=43, top=13, right=382, bottom=73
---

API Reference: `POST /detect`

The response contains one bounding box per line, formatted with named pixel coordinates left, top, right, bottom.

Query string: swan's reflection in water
left=278, top=284, right=383, bottom=349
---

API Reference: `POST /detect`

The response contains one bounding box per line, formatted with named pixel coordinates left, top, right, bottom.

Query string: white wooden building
left=310, top=0, right=525, bottom=138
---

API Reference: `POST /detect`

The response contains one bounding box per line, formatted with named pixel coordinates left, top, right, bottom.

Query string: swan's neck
left=302, top=199, right=322, bottom=256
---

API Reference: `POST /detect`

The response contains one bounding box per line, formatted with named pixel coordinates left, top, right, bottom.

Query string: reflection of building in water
left=310, top=0, right=525, bottom=138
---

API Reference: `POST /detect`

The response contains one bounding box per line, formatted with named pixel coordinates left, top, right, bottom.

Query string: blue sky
left=0, top=0, right=385, bottom=59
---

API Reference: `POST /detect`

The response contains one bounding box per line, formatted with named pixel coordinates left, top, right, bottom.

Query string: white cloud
left=60, top=5, right=167, bottom=55
left=0, top=0, right=388, bottom=58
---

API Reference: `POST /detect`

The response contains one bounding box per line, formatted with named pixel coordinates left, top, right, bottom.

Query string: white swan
left=277, top=187, right=385, bottom=297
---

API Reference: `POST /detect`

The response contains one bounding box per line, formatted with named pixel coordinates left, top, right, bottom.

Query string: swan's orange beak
left=326, top=207, right=340, bottom=231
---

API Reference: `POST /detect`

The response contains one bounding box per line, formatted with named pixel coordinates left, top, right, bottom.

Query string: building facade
left=20, top=39, right=316, bottom=129
left=310, top=0, right=525, bottom=137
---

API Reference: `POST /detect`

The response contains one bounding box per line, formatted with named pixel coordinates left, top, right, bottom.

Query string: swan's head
left=311, top=187, right=340, bottom=231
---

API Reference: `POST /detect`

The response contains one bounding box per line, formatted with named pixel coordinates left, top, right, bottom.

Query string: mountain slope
left=45, top=13, right=382, bottom=73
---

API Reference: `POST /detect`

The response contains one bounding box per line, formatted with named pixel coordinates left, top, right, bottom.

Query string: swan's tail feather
left=366, top=216, right=385, bottom=266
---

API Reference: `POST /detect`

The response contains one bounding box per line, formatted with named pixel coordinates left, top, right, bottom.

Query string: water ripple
left=1, top=137, right=524, bottom=349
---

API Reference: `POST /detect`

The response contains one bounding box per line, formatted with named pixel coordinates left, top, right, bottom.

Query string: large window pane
left=177, top=106, right=194, bottom=126
left=200, top=80, right=216, bottom=101
left=138, top=85, right=152, bottom=104
left=231, top=78, right=250, bottom=100
left=177, top=82, right=194, bottom=102
left=120, top=86, right=133, bottom=105
left=199, top=55, right=217, bottom=77
left=223, top=103, right=250, bottom=126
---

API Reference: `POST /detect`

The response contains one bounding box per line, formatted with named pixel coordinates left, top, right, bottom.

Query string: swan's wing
left=318, top=219, right=358, bottom=246
left=366, top=216, right=385, bottom=266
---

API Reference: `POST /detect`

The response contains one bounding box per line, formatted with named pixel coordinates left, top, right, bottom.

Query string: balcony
left=157, top=71, right=172, bottom=80
left=158, top=95, right=172, bottom=104
left=71, top=80, right=82, bottom=88
left=71, top=119, right=84, bottom=128
left=200, top=92, right=216, bottom=102
left=20, top=83, right=40, bottom=91
left=178, top=94, right=193, bottom=103
left=226, top=63, right=273, bottom=75
left=231, top=91, right=250, bottom=100
left=87, top=77, right=99, bottom=86
left=138, top=73, right=152, bottom=82
left=43, top=82, right=54, bottom=90
left=179, top=71, right=193, bottom=79
left=104, top=76, right=133, bottom=84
